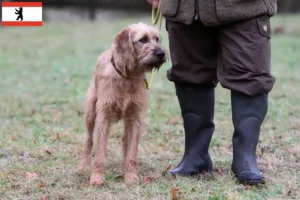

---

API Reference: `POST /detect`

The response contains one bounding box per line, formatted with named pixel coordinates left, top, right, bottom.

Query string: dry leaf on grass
left=162, top=165, right=172, bottom=176
left=56, top=133, right=60, bottom=141
left=144, top=176, right=154, bottom=185
left=166, top=165, right=172, bottom=171
left=38, top=183, right=46, bottom=188
left=156, top=104, right=161, bottom=110
left=116, top=174, right=124, bottom=180
left=31, top=109, right=36, bottom=116
left=170, top=184, right=179, bottom=200
left=33, top=138, right=37, bottom=145
left=172, top=174, right=177, bottom=181
left=216, top=168, right=223, bottom=175
left=45, top=150, right=52, bottom=155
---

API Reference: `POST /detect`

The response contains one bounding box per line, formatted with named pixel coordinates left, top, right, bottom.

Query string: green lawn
left=0, top=14, right=300, bottom=200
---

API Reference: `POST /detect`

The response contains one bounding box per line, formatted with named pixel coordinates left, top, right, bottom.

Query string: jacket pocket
left=160, top=0, right=181, bottom=18
left=257, top=17, right=271, bottom=39
left=254, top=16, right=271, bottom=72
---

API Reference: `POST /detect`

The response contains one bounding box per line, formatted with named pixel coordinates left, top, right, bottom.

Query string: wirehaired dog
left=78, top=23, right=167, bottom=185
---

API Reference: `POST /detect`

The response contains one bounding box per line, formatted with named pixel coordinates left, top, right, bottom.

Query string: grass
left=0, top=13, right=300, bottom=200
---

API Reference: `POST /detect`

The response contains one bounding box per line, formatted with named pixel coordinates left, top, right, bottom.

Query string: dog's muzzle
left=155, top=49, right=165, bottom=60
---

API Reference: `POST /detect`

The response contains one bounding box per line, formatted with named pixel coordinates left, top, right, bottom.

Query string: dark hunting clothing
left=158, top=0, right=278, bottom=184
left=161, top=0, right=277, bottom=96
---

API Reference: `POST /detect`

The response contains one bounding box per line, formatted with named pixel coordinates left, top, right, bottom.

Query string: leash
left=151, top=0, right=162, bottom=30
left=146, top=0, right=163, bottom=90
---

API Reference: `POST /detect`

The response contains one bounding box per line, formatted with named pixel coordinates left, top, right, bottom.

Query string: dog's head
left=112, top=23, right=167, bottom=74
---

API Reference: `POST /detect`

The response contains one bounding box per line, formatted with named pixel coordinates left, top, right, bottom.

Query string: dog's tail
left=82, top=75, right=97, bottom=155
left=78, top=75, right=97, bottom=170
left=85, top=75, right=97, bottom=139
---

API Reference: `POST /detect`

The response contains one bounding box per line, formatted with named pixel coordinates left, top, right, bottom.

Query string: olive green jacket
left=160, top=0, right=277, bottom=26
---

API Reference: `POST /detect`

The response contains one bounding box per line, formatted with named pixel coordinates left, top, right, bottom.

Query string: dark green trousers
left=166, top=15, right=275, bottom=96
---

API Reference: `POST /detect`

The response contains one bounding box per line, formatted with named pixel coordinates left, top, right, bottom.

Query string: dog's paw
left=90, top=173, right=104, bottom=185
left=124, top=173, right=139, bottom=184
left=77, top=161, right=91, bottom=171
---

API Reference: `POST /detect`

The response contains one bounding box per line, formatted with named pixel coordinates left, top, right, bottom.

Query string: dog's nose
left=155, top=49, right=165, bottom=59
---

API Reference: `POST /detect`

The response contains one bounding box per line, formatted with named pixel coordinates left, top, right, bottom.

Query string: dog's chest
left=99, top=80, right=147, bottom=120
left=119, top=88, right=146, bottom=112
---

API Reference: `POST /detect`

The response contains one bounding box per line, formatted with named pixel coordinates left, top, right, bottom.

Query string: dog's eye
left=139, top=36, right=148, bottom=43
left=155, top=37, right=160, bottom=42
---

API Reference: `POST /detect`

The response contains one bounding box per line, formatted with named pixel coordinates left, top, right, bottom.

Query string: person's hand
left=147, top=0, right=159, bottom=8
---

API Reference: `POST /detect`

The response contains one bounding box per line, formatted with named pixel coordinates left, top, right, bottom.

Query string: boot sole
left=169, top=168, right=213, bottom=177
left=239, top=179, right=265, bottom=185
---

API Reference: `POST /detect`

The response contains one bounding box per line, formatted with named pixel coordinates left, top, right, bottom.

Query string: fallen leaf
left=166, top=165, right=171, bottom=171
left=156, top=104, right=161, bottom=110
left=170, top=184, right=179, bottom=200
left=11, top=184, right=21, bottom=189
left=26, top=172, right=38, bottom=181
left=172, top=174, right=177, bottom=181
left=33, top=138, right=37, bottom=145
left=56, top=133, right=60, bottom=141
left=158, top=143, right=166, bottom=148
left=45, top=150, right=52, bottom=155
left=116, top=174, right=124, bottom=179
left=216, top=168, right=223, bottom=175
left=38, top=183, right=46, bottom=188
left=162, top=165, right=172, bottom=176
left=31, top=109, right=36, bottom=116
left=144, top=176, right=154, bottom=185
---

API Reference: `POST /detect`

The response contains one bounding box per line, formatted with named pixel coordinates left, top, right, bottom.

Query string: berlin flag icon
left=2, top=2, right=42, bottom=26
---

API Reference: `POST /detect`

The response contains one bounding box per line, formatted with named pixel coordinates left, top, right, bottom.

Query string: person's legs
left=166, top=20, right=219, bottom=175
left=218, top=15, right=276, bottom=184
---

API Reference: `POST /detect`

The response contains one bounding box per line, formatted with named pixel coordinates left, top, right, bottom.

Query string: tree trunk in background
left=89, top=0, right=96, bottom=21
left=278, top=0, right=300, bottom=13
left=291, top=1, right=300, bottom=13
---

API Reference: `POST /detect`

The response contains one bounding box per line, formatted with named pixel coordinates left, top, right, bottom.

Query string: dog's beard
left=141, top=57, right=165, bottom=71
left=137, top=46, right=166, bottom=72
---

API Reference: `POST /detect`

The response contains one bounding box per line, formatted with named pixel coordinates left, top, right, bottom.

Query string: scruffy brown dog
left=78, top=23, right=167, bottom=185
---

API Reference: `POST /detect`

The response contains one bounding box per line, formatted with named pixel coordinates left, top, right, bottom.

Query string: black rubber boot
left=169, top=83, right=215, bottom=176
left=231, top=91, right=267, bottom=185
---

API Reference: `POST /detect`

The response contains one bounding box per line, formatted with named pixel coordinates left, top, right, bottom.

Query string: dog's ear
left=114, top=28, right=134, bottom=54
left=112, top=28, right=136, bottom=74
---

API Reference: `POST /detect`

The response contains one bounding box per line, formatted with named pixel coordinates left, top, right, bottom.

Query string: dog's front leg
left=123, top=116, right=143, bottom=184
left=90, top=114, right=111, bottom=185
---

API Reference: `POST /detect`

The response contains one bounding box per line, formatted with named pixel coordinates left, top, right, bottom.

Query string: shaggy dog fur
left=78, top=23, right=167, bottom=185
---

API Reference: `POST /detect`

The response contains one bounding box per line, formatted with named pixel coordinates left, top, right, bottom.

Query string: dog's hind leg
left=90, top=112, right=111, bottom=185
left=78, top=79, right=97, bottom=171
